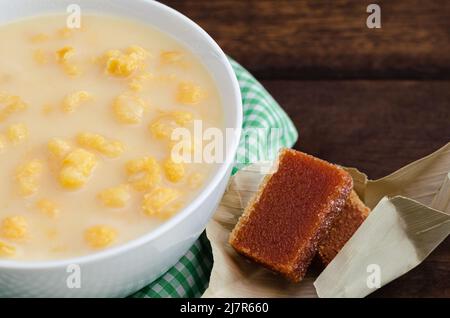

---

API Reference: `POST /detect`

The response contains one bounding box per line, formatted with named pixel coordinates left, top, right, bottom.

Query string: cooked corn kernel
left=7, top=123, right=29, bottom=144
left=48, top=138, right=71, bottom=159
left=149, top=111, right=193, bottom=140
left=171, top=111, right=194, bottom=126
left=98, top=184, right=130, bottom=208
left=128, top=80, right=142, bottom=92
left=85, top=225, right=117, bottom=249
left=160, top=51, right=183, bottom=64
left=16, top=160, right=43, bottom=196
left=163, top=158, right=185, bottom=183
left=176, top=82, right=204, bottom=105
left=128, top=72, right=152, bottom=92
left=56, top=46, right=80, bottom=76
left=59, top=166, right=85, bottom=189
left=0, top=216, right=28, bottom=240
left=33, top=49, right=48, bottom=65
left=56, top=46, right=74, bottom=63
left=62, top=91, right=91, bottom=113
left=150, top=119, right=173, bottom=140
left=0, top=241, right=15, bottom=257
left=142, top=187, right=179, bottom=217
left=59, top=149, right=97, bottom=189
left=128, top=46, right=148, bottom=60
left=103, top=46, right=148, bottom=77
left=125, top=157, right=161, bottom=191
left=126, top=157, right=158, bottom=174
left=36, top=199, right=60, bottom=218
left=77, top=132, right=124, bottom=158
left=0, top=93, right=28, bottom=122
left=62, top=148, right=97, bottom=171
left=112, top=94, right=147, bottom=124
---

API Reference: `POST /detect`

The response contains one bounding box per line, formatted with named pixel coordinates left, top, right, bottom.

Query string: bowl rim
left=0, top=0, right=242, bottom=269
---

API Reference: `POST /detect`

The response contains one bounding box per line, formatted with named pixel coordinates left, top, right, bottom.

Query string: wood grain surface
left=160, top=0, right=450, bottom=297
left=262, top=80, right=450, bottom=178
left=162, top=0, right=450, bottom=79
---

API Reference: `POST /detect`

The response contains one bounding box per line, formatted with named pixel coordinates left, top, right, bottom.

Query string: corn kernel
left=125, top=157, right=157, bottom=174
left=7, top=123, right=29, bottom=144
left=128, top=72, right=153, bottom=92
left=59, top=166, right=86, bottom=189
left=85, top=225, right=117, bottom=249
left=78, top=133, right=106, bottom=148
left=56, top=46, right=74, bottom=62
left=127, top=46, right=148, bottom=60
left=56, top=46, right=80, bottom=76
left=0, top=93, right=28, bottom=122
left=33, top=49, right=48, bottom=65
left=160, top=51, right=183, bottom=64
left=129, top=80, right=142, bottom=92
left=77, top=132, right=124, bottom=158
left=103, top=46, right=148, bottom=77
left=171, top=111, right=194, bottom=126
left=125, top=157, right=161, bottom=191
left=0, top=241, right=15, bottom=257
left=36, top=199, right=60, bottom=218
left=62, top=91, right=91, bottom=113
left=48, top=138, right=71, bottom=159
left=0, top=216, right=28, bottom=240
left=112, top=94, right=147, bottom=124
left=16, top=160, right=43, bottom=196
left=176, top=82, right=204, bottom=105
left=163, top=158, right=185, bottom=183
left=150, top=119, right=174, bottom=140
left=59, top=148, right=97, bottom=189
left=98, top=184, right=130, bottom=208
left=56, top=46, right=74, bottom=63
left=62, top=148, right=96, bottom=171
left=142, top=187, right=179, bottom=217
left=149, top=111, right=193, bottom=140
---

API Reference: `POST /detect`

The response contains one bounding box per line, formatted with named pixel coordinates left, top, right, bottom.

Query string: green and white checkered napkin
left=131, top=59, right=298, bottom=298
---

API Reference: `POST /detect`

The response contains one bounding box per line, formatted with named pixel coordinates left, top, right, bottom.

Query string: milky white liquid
left=0, top=14, right=223, bottom=260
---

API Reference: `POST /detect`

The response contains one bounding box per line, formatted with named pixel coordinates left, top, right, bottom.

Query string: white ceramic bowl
left=0, top=0, right=242, bottom=297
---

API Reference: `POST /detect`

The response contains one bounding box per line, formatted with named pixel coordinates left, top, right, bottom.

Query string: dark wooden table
left=161, top=0, right=450, bottom=297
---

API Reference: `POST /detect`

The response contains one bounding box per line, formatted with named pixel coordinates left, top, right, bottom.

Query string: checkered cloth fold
left=131, top=59, right=298, bottom=298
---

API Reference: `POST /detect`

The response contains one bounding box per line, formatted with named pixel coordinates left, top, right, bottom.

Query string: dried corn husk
left=203, top=143, right=450, bottom=298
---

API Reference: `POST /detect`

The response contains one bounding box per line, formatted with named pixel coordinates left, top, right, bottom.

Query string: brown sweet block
left=229, top=148, right=353, bottom=282
left=317, top=190, right=370, bottom=265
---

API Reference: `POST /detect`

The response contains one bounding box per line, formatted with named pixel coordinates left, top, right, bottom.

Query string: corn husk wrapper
left=203, top=143, right=450, bottom=298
